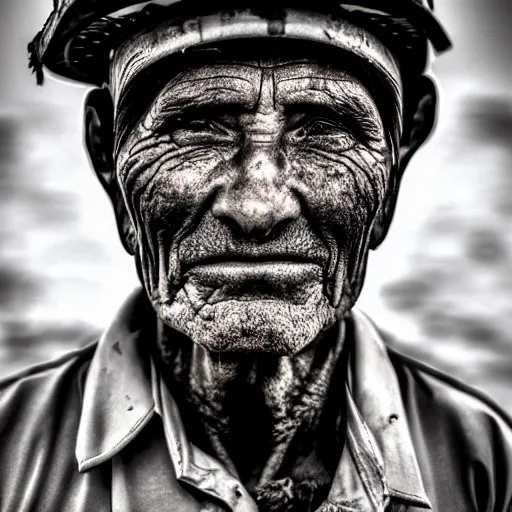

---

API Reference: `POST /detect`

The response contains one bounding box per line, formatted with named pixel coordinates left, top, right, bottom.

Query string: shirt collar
left=76, top=289, right=430, bottom=510
left=76, top=288, right=259, bottom=511
left=325, top=308, right=431, bottom=511
left=76, top=289, right=155, bottom=472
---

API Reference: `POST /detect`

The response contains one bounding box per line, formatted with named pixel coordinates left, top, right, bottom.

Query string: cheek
left=117, top=137, right=233, bottom=238
left=288, top=142, right=390, bottom=231
left=287, top=143, right=390, bottom=307
left=137, top=171, right=207, bottom=231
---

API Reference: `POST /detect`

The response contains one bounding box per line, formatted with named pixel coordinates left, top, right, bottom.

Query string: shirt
left=0, top=288, right=511, bottom=511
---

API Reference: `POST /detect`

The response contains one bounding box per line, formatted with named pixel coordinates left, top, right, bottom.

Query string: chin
left=156, top=282, right=339, bottom=356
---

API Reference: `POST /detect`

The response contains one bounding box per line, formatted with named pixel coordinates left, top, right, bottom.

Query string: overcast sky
left=1, top=0, right=512, bottom=408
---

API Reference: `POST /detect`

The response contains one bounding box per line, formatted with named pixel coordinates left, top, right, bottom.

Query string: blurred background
left=0, top=1, right=511, bottom=411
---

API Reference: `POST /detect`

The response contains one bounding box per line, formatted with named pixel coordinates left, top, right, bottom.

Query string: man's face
left=114, top=49, right=399, bottom=355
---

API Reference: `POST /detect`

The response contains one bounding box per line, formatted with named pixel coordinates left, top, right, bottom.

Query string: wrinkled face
left=114, top=48, right=400, bottom=355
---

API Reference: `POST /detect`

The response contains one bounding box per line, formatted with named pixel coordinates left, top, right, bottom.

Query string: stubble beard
left=153, top=263, right=340, bottom=355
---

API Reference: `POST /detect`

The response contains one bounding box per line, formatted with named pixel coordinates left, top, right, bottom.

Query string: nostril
left=215, top=214, right=247, bottom=236
left=267, top=216, right=293, bottom=238
left=243, top=223, right=274, bottom=241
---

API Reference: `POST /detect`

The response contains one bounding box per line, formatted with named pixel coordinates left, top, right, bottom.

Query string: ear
left=84, top=87, right=137, bottom=255
left=370, top=74, right=438, bottom=249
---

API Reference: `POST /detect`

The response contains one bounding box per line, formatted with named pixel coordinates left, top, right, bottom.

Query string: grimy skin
left=116, top=59, right=392, bottom=352
left=85, top=42, right=436, bottom=496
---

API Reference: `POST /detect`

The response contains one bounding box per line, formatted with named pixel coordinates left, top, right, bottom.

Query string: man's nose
left=212, top=146, right=300, bottom=238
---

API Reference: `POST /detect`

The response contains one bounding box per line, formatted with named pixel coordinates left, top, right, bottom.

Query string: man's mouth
left=187, top=260, right=322, bottom=282
left=182, top=261, right=324, bottom=305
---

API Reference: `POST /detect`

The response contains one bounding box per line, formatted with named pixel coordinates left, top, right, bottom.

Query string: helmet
left=29, top=0, right=452, bottom=86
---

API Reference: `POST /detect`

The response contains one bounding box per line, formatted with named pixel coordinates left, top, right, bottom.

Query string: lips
left=183, top=252, right=321, bottom=270
left=186, top=260, right=322, bottom=282
left=183, top=261, right=324, bottom=305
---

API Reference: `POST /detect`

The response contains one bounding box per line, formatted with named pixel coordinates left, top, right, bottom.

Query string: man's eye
left=297, top=118, right=348, bottom=137
left=173, top=114, right=238, bottom=136
left=168, top=114, right=238, bottom=146
left=179, top=118, right=217, bottom=132
left=287, top=114, right=358, bottom=152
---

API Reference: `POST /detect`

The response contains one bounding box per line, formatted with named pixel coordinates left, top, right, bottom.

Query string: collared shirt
left=1, top=288, right=512, bottom=511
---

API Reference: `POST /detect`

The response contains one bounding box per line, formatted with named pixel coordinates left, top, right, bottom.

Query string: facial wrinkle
left=346, top=151, right=385, bottom=209
left=286, top=143, right=387, bottom=308
left=305, top=148, right=379, bottom=210
left=123, top=145, right=198, bottom=193
left=317, top=151, right=372, bottom=211
left=157, top=228, right=171, bottom=304
left=122, top=153, right=208, bottom=288
left=154, top=68, right=257, bottom=108
left=121, top=150, right=219, bottom=303
left=115, top=55, right=400, bottom=488
left=124, top=130, right=164, bottom=162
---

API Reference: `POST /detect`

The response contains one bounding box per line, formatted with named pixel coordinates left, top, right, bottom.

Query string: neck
left=154, top=321, right=348, bottom=490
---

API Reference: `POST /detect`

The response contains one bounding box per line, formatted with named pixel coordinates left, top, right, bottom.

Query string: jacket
left=0, top=289, right=511, bottom=511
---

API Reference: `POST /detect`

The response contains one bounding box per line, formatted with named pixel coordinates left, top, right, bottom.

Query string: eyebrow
left=152, top=79, right=256, bottom=117
left=277, top=86, right=379, bottom=124
left=150, top=97, right=254, bottom=131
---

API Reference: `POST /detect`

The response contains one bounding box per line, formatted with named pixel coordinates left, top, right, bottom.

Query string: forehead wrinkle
left=276, top=76, right=352, bottom=88
left=176, top=62, right=260, bottom=80
left=273, top=63, right=352, bottom=82
left=177, top=74, right=254, bottom=86
left=156, top=75, right=256, bottom=109
left=202, top=60, right=261, bottom=68
left=163, top=75, right=253, bottom=94
left=275, top=76, right=377, bottom=113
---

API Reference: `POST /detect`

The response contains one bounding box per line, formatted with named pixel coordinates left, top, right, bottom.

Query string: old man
left=1, top=1, right=512, bottom=511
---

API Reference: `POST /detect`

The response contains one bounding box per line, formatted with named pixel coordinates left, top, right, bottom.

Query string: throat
left=155, top=321, right=348, bottom=493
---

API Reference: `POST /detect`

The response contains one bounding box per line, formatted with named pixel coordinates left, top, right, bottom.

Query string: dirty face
left=113, top=46, right=401, bottom=355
